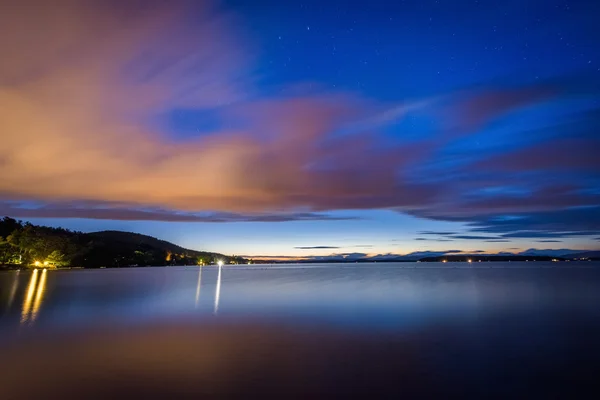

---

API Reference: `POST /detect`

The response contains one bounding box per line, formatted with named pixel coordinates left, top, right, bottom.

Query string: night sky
left=0, top=0, right=599, bottom=258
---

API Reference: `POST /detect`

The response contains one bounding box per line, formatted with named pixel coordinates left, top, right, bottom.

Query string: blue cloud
left=294, top=246, right=340, bottom=249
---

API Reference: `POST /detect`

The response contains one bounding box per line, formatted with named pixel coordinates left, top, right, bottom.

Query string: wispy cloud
left=0, top=202, right=355, bottom=222
left=418, top=231, right=458, bottom=235
left=450, top=235, right=501, bottom=240
left=294, top=246, right=340, bottom=250
left=415, top=237, right=455, bottom=242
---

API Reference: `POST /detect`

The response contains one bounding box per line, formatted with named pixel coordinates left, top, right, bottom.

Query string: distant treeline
left=251, top=255, right=575, bottom=264
left=0, top=217, right=245, bottom=268
left=418, top=255, right=563, bottom=262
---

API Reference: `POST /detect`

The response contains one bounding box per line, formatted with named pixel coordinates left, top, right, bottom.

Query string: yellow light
left=217, top=260, right=224, bottom=267
left=30, top=268, right=47, bottom=322
left=468, top=259, right=472, bottom=263
left=442, top=260, right=447, bottom=263
left=43, top=261, right=49, bottom=266
left=21, top=269, right=39, bottom=324
left=34, top=261, right=41, bottom=267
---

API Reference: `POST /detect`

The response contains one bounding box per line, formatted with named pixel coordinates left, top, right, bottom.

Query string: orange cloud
left=0, top=0, right=434, bottom=215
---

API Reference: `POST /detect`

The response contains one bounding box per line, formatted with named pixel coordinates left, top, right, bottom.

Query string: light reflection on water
left=30, top=268, right=47, bottom=323
left=19, top=268, right=47, bottom=324
left=20, top=268, right=38, bottom=324
left=214, top=265, right=222, bottom=315
left=5, top=270, right=19, bottom=313
left=0, top=262, right=599, bottom=333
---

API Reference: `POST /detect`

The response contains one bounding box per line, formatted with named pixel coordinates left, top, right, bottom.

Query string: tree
left=197, top=255, right=213, bottom=265
left=0, top=236, right=21, bottom=265
left=47, top=250, right=68, bottom=267
left=0, top=217, right=22, bottom=238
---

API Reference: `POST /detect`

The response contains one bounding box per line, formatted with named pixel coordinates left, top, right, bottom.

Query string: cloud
left=421, top=207, right=600, bottom=240
left=299, top=252, right=369, bottom=261
left=415, top=237, right=454, bottom=242
left=450, top=235, right=501, bottom=240
left=474, top=207, right=600, bottom=233
left=450, top=86, right=557, bottom=130
left=536, top=240, right=563, bottom=243
left=500, top=230, right=600, bottom=239
left=484, top=239, right=511, bottom=242
left=476, top=138, right=600, bottom=173
left=0, top=202, right=355, bottom=222
left=418, top=231, right=458, bottom=236
left=294, top=246, right=340, bottom=250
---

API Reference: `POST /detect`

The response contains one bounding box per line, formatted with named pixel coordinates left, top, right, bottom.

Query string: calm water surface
left=1, top=262, right=600, bottom=398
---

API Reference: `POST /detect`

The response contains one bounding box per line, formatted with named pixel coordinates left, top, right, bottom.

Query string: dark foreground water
left=1, top=262, right=600, bottom=398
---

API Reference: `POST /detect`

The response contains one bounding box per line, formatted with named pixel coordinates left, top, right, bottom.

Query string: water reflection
left=31, top=269, right=47, bottom=322
left=195, top=266, right=202, bottom=309
left=5, top=270, right=20, bottom=313
left=20, top=269, right=47, bottom=324
left=21, top=269, right=38, bottom=323
left=214, top=265, right=222, bottom=315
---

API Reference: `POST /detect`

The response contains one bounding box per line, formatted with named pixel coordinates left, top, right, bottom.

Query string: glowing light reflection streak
left=6, top=270, right=20, bottom=312
left=21, top=269, right=39, bottom=324
left=214, top=265, right=222, bottom=315
left=30, top=268, right=47, bottom=322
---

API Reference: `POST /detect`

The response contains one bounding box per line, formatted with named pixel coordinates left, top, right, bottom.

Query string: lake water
left=1, top=262, right=600, bottom=398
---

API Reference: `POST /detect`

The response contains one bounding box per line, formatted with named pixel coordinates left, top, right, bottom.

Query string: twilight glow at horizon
left=0, top=0, right=599, bottom=258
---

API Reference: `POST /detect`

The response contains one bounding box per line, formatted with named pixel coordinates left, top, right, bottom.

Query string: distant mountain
left=253, top=248, right=600, bottom=264
left=519, top=248, right=584, bottom=257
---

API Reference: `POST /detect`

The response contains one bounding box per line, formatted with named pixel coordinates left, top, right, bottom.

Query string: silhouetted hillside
left=87, top=231, right=191, bottom=252
left=1, top=217, right=244, bottom=268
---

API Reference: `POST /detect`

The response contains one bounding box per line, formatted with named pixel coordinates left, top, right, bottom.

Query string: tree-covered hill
left=0, top=217, right=244, bottom=268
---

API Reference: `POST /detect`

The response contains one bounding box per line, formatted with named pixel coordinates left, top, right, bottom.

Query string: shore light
left=217, top=260, right=224, bottom=267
